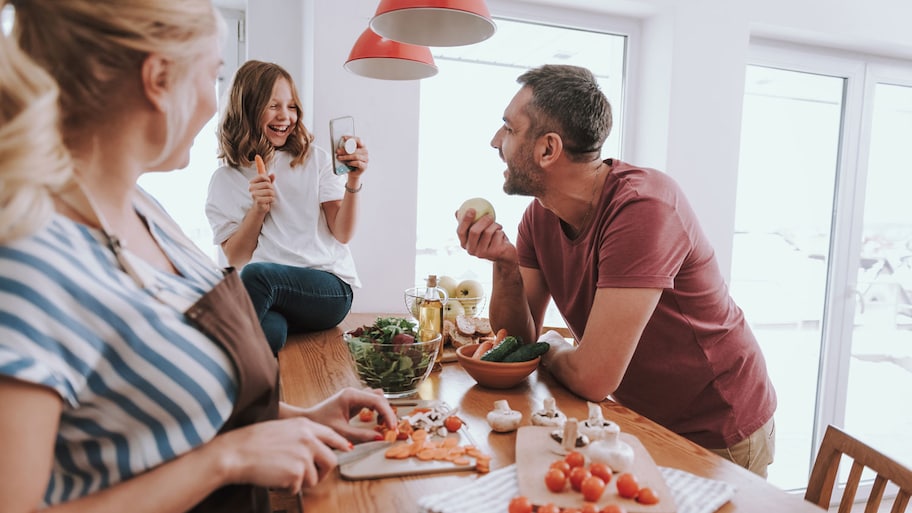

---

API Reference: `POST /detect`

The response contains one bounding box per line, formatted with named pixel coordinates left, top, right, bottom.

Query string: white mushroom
left=579, top=405, right=634, bottom=472
left=586, top=436, right=635, bottom=473
left=579, top=401, right=619, bottom=442
left=486, top=399, right=522, bottom=433
left=550, top=417, right=590, bottom=450
left=531, top=397, right=567, bottom=428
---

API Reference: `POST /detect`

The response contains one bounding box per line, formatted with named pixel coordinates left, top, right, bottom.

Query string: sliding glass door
left=733, top=48, right=912, bottom=491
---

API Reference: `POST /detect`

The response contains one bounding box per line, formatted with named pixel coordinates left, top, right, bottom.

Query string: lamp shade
left=370, top=0, right=496, bottom=47
left=344, top=28, right=438, bottom=80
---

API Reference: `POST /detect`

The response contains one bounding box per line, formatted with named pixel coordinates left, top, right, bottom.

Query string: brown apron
left=185, top=267, right=279, bottom=513
left=61, top=184, right=279, bottom=513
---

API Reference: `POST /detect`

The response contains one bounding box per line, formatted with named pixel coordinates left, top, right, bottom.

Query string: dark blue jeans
left=240, top=262, right=353, bottom=354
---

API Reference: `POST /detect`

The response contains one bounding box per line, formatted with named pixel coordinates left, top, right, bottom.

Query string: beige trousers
left=708, top=418, right=776, bottom=479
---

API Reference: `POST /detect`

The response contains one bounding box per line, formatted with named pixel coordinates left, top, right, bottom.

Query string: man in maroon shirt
left=456, top=64, right=777, bottom=477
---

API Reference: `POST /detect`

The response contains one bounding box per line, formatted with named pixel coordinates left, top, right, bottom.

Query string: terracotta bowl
left=455, top=343, right=540, bottom=389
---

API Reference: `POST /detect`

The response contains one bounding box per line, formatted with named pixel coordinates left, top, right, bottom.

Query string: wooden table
left=276, top=314, right=822, bottom=513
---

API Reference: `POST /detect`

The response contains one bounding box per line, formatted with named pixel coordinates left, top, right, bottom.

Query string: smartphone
left=330, top=116, right=356, bottom=175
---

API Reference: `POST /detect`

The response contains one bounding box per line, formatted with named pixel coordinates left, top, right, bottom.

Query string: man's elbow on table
left=545, top=348, right=619, bottom=403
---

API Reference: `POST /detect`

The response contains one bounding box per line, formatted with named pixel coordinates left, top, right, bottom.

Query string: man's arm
left=541, top=287, right=661, bottom=402
left=489, top=262, right=550, bottom=345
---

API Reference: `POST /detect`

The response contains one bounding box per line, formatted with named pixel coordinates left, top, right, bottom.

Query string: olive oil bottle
left=418, top=275, right=444, bottom=365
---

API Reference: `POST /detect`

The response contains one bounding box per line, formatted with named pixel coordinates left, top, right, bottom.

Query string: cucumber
left=501, top=342, right=550, bottom=362
left=480, top=336, right=520, bottom=362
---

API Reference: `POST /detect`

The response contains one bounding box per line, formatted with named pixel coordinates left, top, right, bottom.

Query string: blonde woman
left=206, top=60, right=368, bottom=354
left=0, top=1, right=395, bottom=512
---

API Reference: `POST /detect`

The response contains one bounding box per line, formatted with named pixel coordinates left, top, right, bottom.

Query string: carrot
left=473, top=340, right=495, bottom=360
left=492, top=328, right=508, bottom=345
left=254, top=154, right=267, bottom=175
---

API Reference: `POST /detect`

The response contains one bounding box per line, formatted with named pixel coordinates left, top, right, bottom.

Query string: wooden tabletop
left=276, top=313, right=822, bottom=513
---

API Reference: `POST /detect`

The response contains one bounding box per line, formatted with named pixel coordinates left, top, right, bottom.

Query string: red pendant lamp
left=370, top=0, right=496, bottom=47
left=344, top=28, right=438, bottom=80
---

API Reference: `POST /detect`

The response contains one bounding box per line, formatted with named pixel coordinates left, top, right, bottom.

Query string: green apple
left=443, top=299, right=466, bottom=322
left=456, top=279, right=485, bottom=315
left=437, top=275, right=459, bottom=299
left=457, top=197, right=496, bottom=224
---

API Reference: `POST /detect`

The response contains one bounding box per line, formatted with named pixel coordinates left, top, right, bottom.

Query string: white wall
left=243, top=0, right=912, bottom=314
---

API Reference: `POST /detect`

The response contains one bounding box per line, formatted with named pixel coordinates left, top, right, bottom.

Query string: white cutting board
left=339, top=401, right=478, bottom=480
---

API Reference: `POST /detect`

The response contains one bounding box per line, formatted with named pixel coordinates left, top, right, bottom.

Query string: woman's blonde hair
left=0, top=2, right=72, bottom=243
left=219, top=60, right=314, bottom=169
left=11, top=0, right=224, bottom=168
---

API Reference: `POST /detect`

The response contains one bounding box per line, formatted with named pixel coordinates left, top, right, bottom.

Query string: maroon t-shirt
left=516, top=160, right=776, bottom=448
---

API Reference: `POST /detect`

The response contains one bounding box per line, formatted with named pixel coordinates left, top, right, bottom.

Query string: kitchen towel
left=417, top=464, right=736, bottom=513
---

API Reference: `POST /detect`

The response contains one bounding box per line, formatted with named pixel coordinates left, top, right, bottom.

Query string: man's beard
left=503, top=146, right=545, bottom=197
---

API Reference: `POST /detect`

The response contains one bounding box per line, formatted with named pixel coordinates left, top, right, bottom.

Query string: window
left=415, top=18, right=627, bottom=325
left=138, top=8, right=245, bottom=263
left=733, top=45, right=912, bottom=492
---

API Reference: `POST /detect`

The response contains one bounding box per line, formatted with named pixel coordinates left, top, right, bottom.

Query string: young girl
left=0, top=1, right=394, bottom=511
left=206, top=60, right=368, bottom=354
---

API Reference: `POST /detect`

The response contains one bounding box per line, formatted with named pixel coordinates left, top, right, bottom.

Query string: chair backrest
left=805, top=425, right=912, bottom=513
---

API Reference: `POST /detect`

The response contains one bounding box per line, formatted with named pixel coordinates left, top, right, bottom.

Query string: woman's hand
left=248, top=173, right=276, bottom=214
left=212, top=416, right=350, bottom=493
left=288, top=387, right=397, bottom=443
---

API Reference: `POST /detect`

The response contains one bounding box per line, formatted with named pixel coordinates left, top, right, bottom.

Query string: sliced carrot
left=254, top=154, right=267, bottom=175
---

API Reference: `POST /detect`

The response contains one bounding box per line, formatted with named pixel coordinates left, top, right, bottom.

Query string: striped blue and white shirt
left=0, top=200, right=237, bottom=506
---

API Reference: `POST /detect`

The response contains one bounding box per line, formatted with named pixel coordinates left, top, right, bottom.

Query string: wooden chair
left=805, top=425, right=912, bottom=513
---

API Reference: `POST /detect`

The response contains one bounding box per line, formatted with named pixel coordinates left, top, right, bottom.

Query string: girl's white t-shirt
left=205, top=148, right=361, bottom=287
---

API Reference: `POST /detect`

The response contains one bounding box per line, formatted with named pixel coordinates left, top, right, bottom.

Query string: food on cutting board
left=569, top=402, right=635, bottom=473
left=487, top=399, right=522, bottom=432
left=531, top=397, right=567, bottom=428
left=550, top=417, right=590, bottom=449
left=516, top=424, right=672, bottom=512
left=358, top=402, right=492, bottom=474
left=579, top=401, right=620, bottom=441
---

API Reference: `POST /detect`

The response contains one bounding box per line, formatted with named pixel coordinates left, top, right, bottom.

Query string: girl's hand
left=248, top=174, right=276, bottom=214
left=296, top=387, right=397, bottom=443
left=337, top=137, right=369, bottom=177
left=212, top=416, right=349, bottom=493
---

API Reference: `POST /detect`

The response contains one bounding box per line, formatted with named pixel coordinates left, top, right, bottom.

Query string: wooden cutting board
left=339, top=401, right=477, bottom=480
left=515, top=426, right=676, bottom=512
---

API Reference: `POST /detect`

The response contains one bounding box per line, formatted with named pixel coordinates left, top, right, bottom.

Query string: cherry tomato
left=358, top=407, right=374, bottom=422
left=636, top=487, right=660, bottom=505
left=581, top=475, right=607, bottom=502
left=588, top=462, right=613, bottom=483
left=550, top=459, right=572, bottom=475
left=569, top=466, right=593, bottom=492
left=538, top=504, right=560, bottom=513
left=581, top=504, right=600, bottom=513
left=508, top=496, right=533, bottom=513
left=616, top=472, right=640, bottom=499
left=443, top=415, right=463, bottom=432
left=599, top=505, right=627, bottom=513
left=544, top=467, right=567, bottom=493
left=565, top=450, right=586, bottom=468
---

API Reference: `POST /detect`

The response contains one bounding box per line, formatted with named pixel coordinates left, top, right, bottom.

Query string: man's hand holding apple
left=455, top=207, right=518, bottom=266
